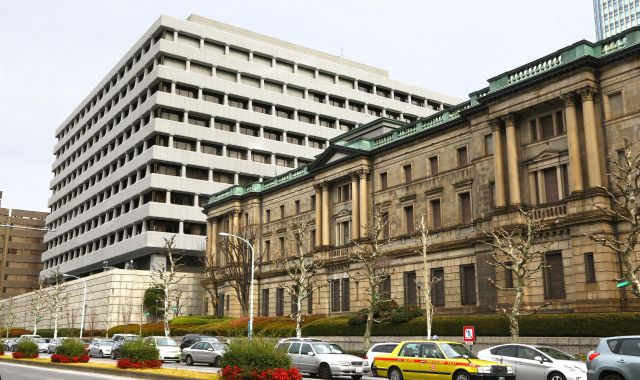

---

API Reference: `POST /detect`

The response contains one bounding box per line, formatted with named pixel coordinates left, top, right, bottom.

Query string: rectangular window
left=337, top=184, right=351, bottom=202
left=460, top=264, right=477, bottom=305
left=429, top=156, right=439, bottom=176
left=330, top=280, right=340, bottom=312
left=544, top=251, right=566, bottom=299
left=307, top=290, right=313, bottom=314
left=484, top=134, right=494, bottom=155
left=380, top=276, right=392, bottom=300
left=276, top=288, right=284, bottom=316
left=329, top=96, right=345, bottom=108
left=173, top=137, right=196, bottom=151
left=431, top=268, right=445, bottom=307
left=265, top=209, right=271, bottom=223
left=404, top=271, right=417, bottom=306
left=252, top=102, right=271, bottom=114
left=186, top=166, right=208, bottom=180
left=459, top=192, right=472, bottom=224
left=239, top=124, right=259, bottom=137
left=543, top=167, right=559, bottom=203
left=298, top=113, right=315, bottom=124
left=457, top=146, right=468, bottom=167
left=403, top=164, right=412, bottom=183
left=188, top=114, right=210, bottom=128
left=175, top=84, right=197, bottom=98
left=555, top=111, right=565, bottom=134
left=382, top=212, right=390, bottom=240
left=265, top=240, right=271, bottom=262
left=608, top=91, right=623, bottom=119
left=529, top=120, right=538, bottom=142
left=308, top=138, right=325, bottom=149
left=341, top=278, right=350, bottom=311
left=263, top=128, right=282, bottom=141
left=228, top=96, right=247, bottom=109
left=380, top=172, right=388, bottom=190
left=430, top=199, right=442, bottom=229
left=585, top=252, right=597, bottom=283
left=227, top=148, right=247, bottom=160
left=540, top=114, right=554, bottom=139
left=261, top=289, right=270, bottom=316
left=287, top=134, right=304, bottom=145
left=504, top=262, right=514, bottom=288
left=561, top=164, right=569, bottom=199
left=279, top=236, right=285, bottom=255
left=280, top=205, right=285, bottom=219
left=295, top=200, right=301, bottom=215
left=214, top=119, right=234, bottom=132
left=404, top=205, right=414, bottom=235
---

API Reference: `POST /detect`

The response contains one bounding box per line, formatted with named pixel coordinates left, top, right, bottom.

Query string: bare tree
left=4, top=296, right=15, bottom=339
left=217, top=226, right=263, bottom=317
left=29, top=278, right=48, bottom=335
left=199, top=252, right=223, bottom=316
left=86, top=306, right=98, bottom=338
left=414, top=215, right=440, bottom=340
left=104, top=302, right=114, bottom=338
left=484, top=207, right=549, bottom=342
left=276, top=219, right=324, bottom=338
left=588, top=138, right=640, bottom=297
left=119, top=301, right=135, bottom=333
left=348, top=207, right=392, bottom=351
left=48, top=267, right=69, bottom=339
left=151, top=235, right=184, bottom=337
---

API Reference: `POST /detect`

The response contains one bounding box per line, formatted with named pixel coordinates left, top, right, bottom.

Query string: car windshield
left=156, top=338, right=177, bottom=346
left=37, top=339, right=47, bottom=343
left=200, top=337, right=219, bottom=342
left=439, top=343, right=478, bottom=359
left=535, top=346, right=575, bottom=360
left=212, top=343, right=228, bottom=351
left=100, top=340, right=115, bottom=346
left=124, top=336, right=138, bottom=341
left=311, top=343, right=345, bottom=354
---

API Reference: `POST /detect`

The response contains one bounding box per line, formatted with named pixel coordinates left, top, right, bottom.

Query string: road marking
left=0, top=361, right=140, bottom=380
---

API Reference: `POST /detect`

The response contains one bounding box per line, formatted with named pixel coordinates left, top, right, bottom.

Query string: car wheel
left=308, top=373, right=317, bottom=378
left=47, top=348, right=51, bottom=354
left=548, top=372, right=566, bottom=380
left=185, top=355, right=194, bottom=366
left=602, top=374, right=624, bottom=380
left=111, top=352, right=115, bottom=360
left=453, top=370, right=471, bottom=380
left=319, top=363, right=333, bottom=380
left=388, top=367, right=403, bottom=380
left=98, top=350, right=103, bottom=358
left=213, top=356, right=221, bottom=367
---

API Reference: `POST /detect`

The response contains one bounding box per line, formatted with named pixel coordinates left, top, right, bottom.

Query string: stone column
left=315, top=185, right=322, bottom=247
left=563, top=92, right=584, bottom=192
left=580, top=86, right=603, bottom=187
left=491, top=120, right=506, bottom=207
left=351, top=173, right=360, bottom=240
left=232, top=210, right=240, bottom=233
left=209, top=219, right=218, bottom=258
left=358, top=169, right=369, bottom=237
left=502, top=114, right=521, bottom=204
left=321, top=183, right=330, bottom=246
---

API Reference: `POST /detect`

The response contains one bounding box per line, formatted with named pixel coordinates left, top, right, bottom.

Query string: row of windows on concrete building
left=43, top=217, right=207, bottom=269
left=55, top=24, right=444, bottom=160
left=250, top=251, right=590, bottom=316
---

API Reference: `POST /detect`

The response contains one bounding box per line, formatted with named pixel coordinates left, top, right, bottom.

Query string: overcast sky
left=0, top=0, right=595, bottom=212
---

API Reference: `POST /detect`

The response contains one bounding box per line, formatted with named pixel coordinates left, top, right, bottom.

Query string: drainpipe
left=595, top=68, right=626, bottom=311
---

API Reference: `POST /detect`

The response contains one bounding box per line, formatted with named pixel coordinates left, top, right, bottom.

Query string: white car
left=142, top=336, right=181, bottom=362
left=35, top=338, right=49, bottom=353
left=478, top=343, right=587, bottom=380
left=88, top=339, right=114, bottom=358
left=365, top=342, right=398, bottom=376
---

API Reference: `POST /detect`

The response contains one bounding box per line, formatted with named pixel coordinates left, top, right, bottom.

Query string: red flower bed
left=11, top=352, right=38, bottom=359
left=221, top=365, right=302, bottom=380
left=116, top=358, right=163, bottom=369
left=0, top=351, right=4, bottom=356
left=51, top=353, right=90, bottom=363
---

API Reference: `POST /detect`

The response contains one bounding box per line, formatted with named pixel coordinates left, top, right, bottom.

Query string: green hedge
left=121, top=339, right=159, bottom=362
left=37, top=329, right=80, bottom=338
left=220, top=338, right=290, bottom=371
left=56, top=339, right=85, bottom=357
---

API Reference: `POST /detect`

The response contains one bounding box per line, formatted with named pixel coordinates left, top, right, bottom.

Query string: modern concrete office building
left=594, top=0, right=640, bottom=39
left=205, top=27, right=640, bottom=317
left=0, top=192, right=47, bottom=298
left=42, top=15, right=458, bottom=277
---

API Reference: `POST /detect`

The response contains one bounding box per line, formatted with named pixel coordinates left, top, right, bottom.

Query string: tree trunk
left=426, top=301, right=433, bottom=340
left=364, top=307, right=374, bottom=352
left=163, top=295, right=170, bottom=337
left=622, top=251, right=640, bottom=298
left=54, top=311, right=59, bottom=339
left=33, top=321, right=38, bottom=335
left=295, top=294, right=303, bottom=338
left=510, top=286, right=524, bottom=343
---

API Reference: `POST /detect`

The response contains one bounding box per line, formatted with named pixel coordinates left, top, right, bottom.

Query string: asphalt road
left=0, top=361, right=142, bottom=380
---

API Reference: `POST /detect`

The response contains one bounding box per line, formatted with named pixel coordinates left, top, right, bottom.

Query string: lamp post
left=219, top=232, right=255, bottom=341
left=62, top=274, right=87, bottom=339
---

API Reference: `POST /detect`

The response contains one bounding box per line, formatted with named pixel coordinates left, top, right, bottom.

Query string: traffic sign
left=463, top=325, right=475, bottom=343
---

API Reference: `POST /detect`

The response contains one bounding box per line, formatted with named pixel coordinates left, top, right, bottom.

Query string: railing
left=317, top=245, right=353, bottom=261
left=532, top=202, right=566, bottom=220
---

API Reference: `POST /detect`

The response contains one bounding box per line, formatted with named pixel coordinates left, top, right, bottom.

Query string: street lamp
left=219, top=232, right=255, bottom=341
left=62, top=274, right=87, bottom=339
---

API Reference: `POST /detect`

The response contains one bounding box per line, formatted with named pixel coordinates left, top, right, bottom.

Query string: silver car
left=478, top=343, right=586, bottom=380
left=587, top=335, right=640, bottom=380
left=88, top=339, right=114, bottom=358
left=142, top=336, right=181, bottom=362
left=276, top=339, right=370, bottom=379
left=47, top=337, right=70, bottom=354
left=182, top=341, right=228, bottom=367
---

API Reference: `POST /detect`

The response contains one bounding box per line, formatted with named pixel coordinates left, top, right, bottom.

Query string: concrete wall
left=0, top=269, right=204, bottom=332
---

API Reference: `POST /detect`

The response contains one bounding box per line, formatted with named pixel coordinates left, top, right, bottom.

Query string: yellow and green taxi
left=371, top=340, right=515, bottom=380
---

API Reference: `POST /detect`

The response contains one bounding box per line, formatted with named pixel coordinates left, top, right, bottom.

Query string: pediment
left=525, top=148, right=565, bottom=164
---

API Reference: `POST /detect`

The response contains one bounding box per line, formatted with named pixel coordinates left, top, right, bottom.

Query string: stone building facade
left=204, top=29, right=640, bottom=318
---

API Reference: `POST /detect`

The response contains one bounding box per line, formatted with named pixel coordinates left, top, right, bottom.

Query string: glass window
left=300, top=343, right=312, bottom=355
left=518, top=347, right=541, bottom=360
left=440, top=343, right=477, bottom=359
left=422, top=343, right=445, bottom=359
left=535, top=346, right=575, bottom=360
left=399, top=343, right=422, bottom=357
left=620, top=339, right=640, bottom=357
left=288, top=343, right=301, bottom=354
left=493, top=345, right=518, bottom=357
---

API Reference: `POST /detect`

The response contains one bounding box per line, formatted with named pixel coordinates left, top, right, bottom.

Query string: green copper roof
left=206, top=28, right=640, bottom=207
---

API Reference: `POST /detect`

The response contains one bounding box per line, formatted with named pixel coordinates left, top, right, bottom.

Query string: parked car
left=110, top=334, right=140, bottom=359
left=372, top=340, right=515, bottom=380
left=143, top=336, right=181, bottom=362
left=276, top=338, right=369, bottom=379
left=478, top=343, right=586, bottom=380
left=4, top=338, right=17, bottom=351
left=365, top=342, right=399, bottom=376
left=182, top=341, right=228, bottom=367
left=88, top=339, right=115, bottom=358
left=35, top=338, right=49, bottom=353
left=18, top=334, right=41, bottom=343
left=47, top=337, right=70, bottom=353
left=179, top=334, right=220, bottom=350
left=587, top=335, right=640, bottom=380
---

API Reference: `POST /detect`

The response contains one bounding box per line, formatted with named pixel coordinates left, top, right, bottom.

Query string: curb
left=0, top=357, right=215, bottom=380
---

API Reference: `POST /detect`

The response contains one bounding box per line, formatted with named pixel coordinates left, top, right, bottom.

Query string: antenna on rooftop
left=338, top=47, right=344, bottom=58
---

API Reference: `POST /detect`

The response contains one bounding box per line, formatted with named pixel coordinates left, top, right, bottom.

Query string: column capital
left=320, top=181, right=329, bottom=190
left=488, top=119, right=502, bottom=132
left=501, top=114, right=516, bottom=127
left=358, top=169, right=369, bottom=179
left=579, top=86, right=596, bottom=102
left=351, top=172, right=359, bottom=181
left=562, top=92, right=577, bottom=107
left=231, top=209, right=242, bottom=217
